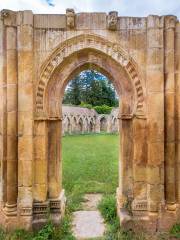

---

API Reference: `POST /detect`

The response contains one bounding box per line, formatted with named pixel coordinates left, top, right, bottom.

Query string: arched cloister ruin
left=0, top=9, right=179, bottom=233
left=62, top=106, right=119, bottom=135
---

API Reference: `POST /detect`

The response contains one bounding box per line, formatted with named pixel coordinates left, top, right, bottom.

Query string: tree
left=63, top=76, right=82, bottom=105
left=63, top=70, right=118, bottom=107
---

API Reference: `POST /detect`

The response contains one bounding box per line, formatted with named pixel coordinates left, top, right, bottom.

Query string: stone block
left=133, top=182, right=147, bottom=200
left=118, top=17, right=146, bottom=30
left=18, top=26, right=33, bottom=51
left=7, top=111, right=17, bottom=136
left=18, top=160, right=33, bottom=187
left=7, top=135, right=17, bottom=160
left=34, top=160, right=47, bottom=184
left=133, top=165, right=147, bottom=182
left=148, top=142, right=164, bottom=166
left=7, top=51, right=17, bottom=84
left=18, top=84, right=33, bottom=111
left=7, top=160, right=17, bottom=185
left=147, top=68, right=164, bottom=92
left=22, top=11, right=33, bottom=25
left=147, top=48, right=163, bottom=65
left=147, top=166, right=162, bottom=184
left=6, top=28, right=16, bottom=50
left=18, top=136, right=33, bottom=160
left=165, top=72, right=175, bottom=91
left=18, top=186, right=32, bottom=206
left=76, top=13, right=106, bottom=30
left=33, top=184, right=47, bottom=202
left=34, top=14, right=66, bottom=29
left=7, top=85, right=17, bottom=112
left=18, top=111, right=33, bottom=136
left=18, top=51, right=33, bottom=83
left=34, top=136, right=47, bottom=159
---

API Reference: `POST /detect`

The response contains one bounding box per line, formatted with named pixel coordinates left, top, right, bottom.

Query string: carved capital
left=107, top=11, right=118, bottom=31
left=1, top=9, right=16, bottom=26
left=147, top=15, right=164, bottom=29
left=164, top=15, right=177, bottom=29
left=1, top=9, right=10, bottom=19
left=66, top=8, right=75, bottom=29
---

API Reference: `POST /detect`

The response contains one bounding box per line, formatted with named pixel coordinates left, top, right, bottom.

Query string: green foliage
left=63, top=76, right=82, bottom=105
left=63, top=70, right=118, bottom=107
left=0, top=228, right=5, bottom=240
left=51, top=216, right=76, bottom=240
left=98, top=195, right=117, bottom=223
left=80, top=102, right=92, bottom=109
left=170, top=223, right=180, bottom=238
left=94, top=105, right=113, bottom=114
left=98, top=195, right=146, bottom=240
left=33, top=222, right=54, bottom=240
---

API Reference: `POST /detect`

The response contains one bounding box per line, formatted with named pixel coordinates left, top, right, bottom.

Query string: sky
left=0, top=0, right=179, bottom=18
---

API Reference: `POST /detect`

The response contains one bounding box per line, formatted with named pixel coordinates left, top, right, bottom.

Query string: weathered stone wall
left=0, top=9, right=179, bottom=232
left=62, top=105, right=119, bottom=134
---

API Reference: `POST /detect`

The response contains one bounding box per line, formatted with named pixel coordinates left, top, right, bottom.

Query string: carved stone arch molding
left=35, top=34, right=146, bottom=120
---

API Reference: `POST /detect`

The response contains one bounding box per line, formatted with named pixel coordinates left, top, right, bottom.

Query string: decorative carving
left=132, top=200, right=148, bottom=211
left=107, top=11, right=118, bottom=30
left=164, top=15, right=177, bottom=29
left=35, top=34, right=145, bottom=119
left=33, top=202, right=48, bottom=220
left=66, top=8, right=75, bottom=29
left=1, top=9, right=16, bottom=26
left=20, top=207, right=32, bottom=216
left=49, top=199, right=61, bottom=214
left=1, top=9, right=11, bottom=19
left=4, top=203, right=17, bottom=216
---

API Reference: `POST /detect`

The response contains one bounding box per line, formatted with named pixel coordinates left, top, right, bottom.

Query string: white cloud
left=0, top=0, right=179, bottom=18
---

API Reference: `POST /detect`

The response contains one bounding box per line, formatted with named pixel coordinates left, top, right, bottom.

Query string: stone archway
left=34, top=33, right=148, bottom=229
left=0, top=10, right=179, bottom=233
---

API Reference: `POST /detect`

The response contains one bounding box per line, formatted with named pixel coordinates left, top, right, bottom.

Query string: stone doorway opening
left=61, top=68, right=120, bottom=238
left=33, top=35, right=146, bottom=230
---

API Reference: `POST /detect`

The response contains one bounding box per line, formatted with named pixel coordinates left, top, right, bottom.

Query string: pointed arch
left=35, top=34, right=145, bottom=119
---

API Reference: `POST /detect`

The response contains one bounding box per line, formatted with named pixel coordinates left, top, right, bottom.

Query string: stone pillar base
left=116, top=188, right=180, bottom=233
left=32, top=189, right=66, bottom=230
left=49, top=189, right=66, bottom=225
left=158, top=204, right=180, bottom=231
left=32, top=201, right=49, bottom=230
left=4, top=203, right=17, bottom=216
left=0, top=204, right=19, bottom=230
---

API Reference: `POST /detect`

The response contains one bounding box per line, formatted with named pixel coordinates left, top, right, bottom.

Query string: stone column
left=117, top=116, right=133, bottom=215
left=132, top=118, right=148, bottom=212
left=0, top=12, right=7, bottom=206
left=164, top=16, right=177, bottom=210
left=33, top=120, right=48, bottom=227
left=17, top=11, right=34, bottom=228
left=48, top=120, right=61, bottom=198
left=146, top=15, right=165, bottom=213
left=175, top=22, right=180, bottom=204
left=5, top=24, right=18, bottom=216
left=48, top=119, right=65, bottom=224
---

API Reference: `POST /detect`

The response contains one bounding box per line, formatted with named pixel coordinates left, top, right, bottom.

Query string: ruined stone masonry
left=62, top=106, right=119, bottom=134
left=0, top=9, right=180, bottom=232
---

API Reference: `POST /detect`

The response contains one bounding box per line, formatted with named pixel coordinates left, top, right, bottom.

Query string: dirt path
left=72, top=193, right=106, bottom=239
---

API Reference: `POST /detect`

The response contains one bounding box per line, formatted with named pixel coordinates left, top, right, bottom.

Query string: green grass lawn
left=62, top=133, right=119, bottom=197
